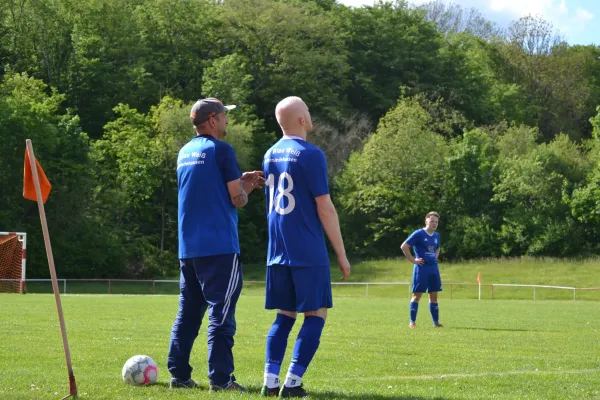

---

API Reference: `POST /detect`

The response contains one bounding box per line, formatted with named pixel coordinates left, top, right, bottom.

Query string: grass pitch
left=23, top=257, right=600, bottom=302
left=1, top=290, right=599, bottom=399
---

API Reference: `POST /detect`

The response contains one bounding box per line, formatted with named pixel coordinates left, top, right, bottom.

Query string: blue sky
left=338, top=0, right=599, bottom=45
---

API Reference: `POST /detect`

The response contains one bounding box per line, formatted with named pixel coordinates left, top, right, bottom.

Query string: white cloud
left=575, top=8, right=594, bottom=21
left=485, top=0, right=593, bottom=26
left=558, top=0, right=568, bottom=15
left=488, top=0, right=554, bottom=16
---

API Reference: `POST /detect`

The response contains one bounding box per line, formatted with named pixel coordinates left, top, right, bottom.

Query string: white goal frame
left=0, top=232, right=27, bottom=293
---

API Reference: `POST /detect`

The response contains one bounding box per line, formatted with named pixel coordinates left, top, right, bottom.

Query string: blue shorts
left=412, top=265, right=442, bottom=293
left=265, top=265, right=333, bottom=312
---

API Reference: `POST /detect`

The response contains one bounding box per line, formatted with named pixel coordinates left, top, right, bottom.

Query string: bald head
left=275, top=96, right=313, bottom=137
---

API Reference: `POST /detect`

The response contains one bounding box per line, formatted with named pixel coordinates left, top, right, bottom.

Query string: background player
left=260, top=96, right=351, bottom=398
left=400, top=211, right=443, bottom=328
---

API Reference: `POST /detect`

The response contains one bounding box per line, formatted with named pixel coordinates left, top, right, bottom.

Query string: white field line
left=330, top=368, right=599, bottom=382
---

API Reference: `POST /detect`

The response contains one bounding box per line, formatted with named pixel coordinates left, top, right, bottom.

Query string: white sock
left=263, top=372, right=280, bottom=389
left=284, top=372, right=302, bottom=388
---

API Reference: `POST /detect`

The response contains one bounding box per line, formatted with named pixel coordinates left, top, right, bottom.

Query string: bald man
left=260, top=96, right=351, bottom=398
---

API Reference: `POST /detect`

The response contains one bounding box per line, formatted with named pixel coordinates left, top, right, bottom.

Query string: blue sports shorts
left=265, top=265, right=332, bottom=312
left=412, top=264, right=442, bottom=293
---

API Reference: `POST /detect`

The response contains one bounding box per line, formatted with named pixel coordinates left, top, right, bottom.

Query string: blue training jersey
left=263, top=137, right=329, bottom=267
left=405, top=229, right=440, bottom=267
left=177, top=135, right=242, bottom=259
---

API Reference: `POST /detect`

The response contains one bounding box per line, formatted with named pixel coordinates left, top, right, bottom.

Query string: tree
left=2, top=0, right=75, bottom=87
left=496, top=15, right=599, bottom=140
left=335, top=97, right=448, bottom=256
left=492, top=131, right=591, bottom=256
left=90, top=95, right=267, bottom=276
left=218, top=0, right=350, bottom=132
left=132, top=0, right=222, bottom=102
left=202, top=53, right=257, bottom=126
left=570, top=107, right=600, bottom=248
left=571, top=168, right=600, bottom=248
left=441, top=128, right=501, bottom=258
left=332, top=1, right=441, bottom=120
left=65, top=0, right=154, bottom=138
left=0, top=73, right=122, bottom=277
left=309, top=112, right=373, bottom=179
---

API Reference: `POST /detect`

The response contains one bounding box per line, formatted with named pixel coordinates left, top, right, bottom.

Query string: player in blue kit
left=167, top=98, right=263, bottom=392
left=260, top=97, right=351, bottom=398
left=401, top=212, right=443, bottom=328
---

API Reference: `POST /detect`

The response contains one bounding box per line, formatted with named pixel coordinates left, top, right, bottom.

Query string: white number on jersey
left=266, top=172, right=296, bottom=215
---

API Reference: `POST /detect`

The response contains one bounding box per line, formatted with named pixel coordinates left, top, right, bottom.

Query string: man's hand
left=241, top=171, right=265, bottom=189
left=338, top=255, right=351, bottom=281
left=414, top=257, right=425, bottom=266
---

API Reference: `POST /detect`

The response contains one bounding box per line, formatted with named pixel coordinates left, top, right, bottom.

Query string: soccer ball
left=121, top=355, right=158, bottom=385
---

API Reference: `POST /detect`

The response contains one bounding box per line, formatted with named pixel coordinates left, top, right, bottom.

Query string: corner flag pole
left=477, top=272, right=481, bottom=301
left=26, top=140, right=78, bottom=399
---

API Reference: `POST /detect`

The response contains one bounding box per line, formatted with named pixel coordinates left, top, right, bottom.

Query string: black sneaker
left=209, top=375, right=247, bottom=392
left=169, top=378, right=199, bottom=389
left=261, top=385, right=280, bottom=397
left=279, top=384, right=307, bottom=398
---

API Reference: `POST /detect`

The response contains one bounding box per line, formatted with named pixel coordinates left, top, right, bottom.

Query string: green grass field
left=350, top=257, right=600, bottom=286
left=1, top=289, right=599, bottom=399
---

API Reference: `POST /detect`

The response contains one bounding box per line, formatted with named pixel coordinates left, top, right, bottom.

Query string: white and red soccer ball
left=122, top=355, right=158, bottom=385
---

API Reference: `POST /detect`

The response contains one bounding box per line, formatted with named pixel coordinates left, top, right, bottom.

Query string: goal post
left=0, top=232, right=27, bottom=293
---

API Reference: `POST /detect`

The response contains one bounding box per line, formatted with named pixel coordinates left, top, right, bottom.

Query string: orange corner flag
left=24, top=148, right=52, bottom=203
left=477, top=272, right=481, bottom=283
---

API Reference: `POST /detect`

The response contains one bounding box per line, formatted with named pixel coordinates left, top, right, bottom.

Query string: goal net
left=0, top=232, right=26, bottom=293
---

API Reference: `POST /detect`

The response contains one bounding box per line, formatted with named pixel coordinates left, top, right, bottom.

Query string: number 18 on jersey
left=263, top=138, right=330, bottom=267
left=266, top=172, right=295, bottom=215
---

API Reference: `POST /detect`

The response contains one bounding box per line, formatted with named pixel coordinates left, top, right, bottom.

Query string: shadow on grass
left=239, top=384, right=444, bottom=399
left=304, top=390, right=446, bottom=400
left=452, top=326, right=538, bottom=332
left=154, top=381, right=210, bottom=390
left=148, top=383, right=448, bottom=399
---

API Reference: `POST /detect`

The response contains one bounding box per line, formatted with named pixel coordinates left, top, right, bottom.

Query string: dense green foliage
left=1, top=0, right=600, bottom=278
left=336, top=97, right=600, bottom=259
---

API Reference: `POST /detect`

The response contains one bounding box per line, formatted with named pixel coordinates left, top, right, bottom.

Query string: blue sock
left=429, top=302, right=439, bottom=323
left=410, top=301, right=419, bottom=323
left=288, top=316, right=325, bottom=378
left=265, top=314, right=296, bottom=376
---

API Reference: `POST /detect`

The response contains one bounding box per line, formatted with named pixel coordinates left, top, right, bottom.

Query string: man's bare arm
left=401, top=241, right=424, bottom=265
left=227, top=179, right=249, bottom=208
left=226, top=171, right=264, bottom=208
left=315, top=194, right=345, bottom=257
left=315, top=194, right=351, bottom=280
left=401, top=242, right=415, bottom=263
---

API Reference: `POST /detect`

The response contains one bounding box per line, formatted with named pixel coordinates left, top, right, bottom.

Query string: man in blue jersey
left=401, top=212, right=443, bottom=328
left=260, top=96, right=351, bottom=398
left=167, top=98, right=263, bottom=392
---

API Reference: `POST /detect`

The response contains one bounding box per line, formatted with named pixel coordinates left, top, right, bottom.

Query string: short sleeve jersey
left=405, top=229, right=440, bottom=267
left=177, top=135, right=242, bottom=258
left=263, top=137, right=329, bottom=267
